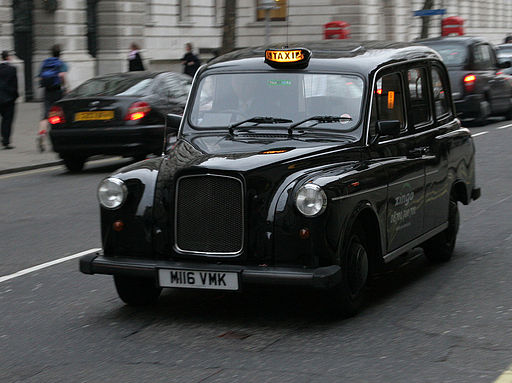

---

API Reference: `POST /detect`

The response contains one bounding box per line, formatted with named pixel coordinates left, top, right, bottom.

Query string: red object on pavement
left=442, top=16, right=464, bottom=36
left=324, top=21, right=350, bottom=40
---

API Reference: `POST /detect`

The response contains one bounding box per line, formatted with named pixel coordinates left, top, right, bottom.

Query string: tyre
left=423, top=196, right=459, bottom=263
left=113, top=275, right=162, bottom=306
left=62, top=155, right=86, bottom=172
left=329, top=223, right=371, bottom=317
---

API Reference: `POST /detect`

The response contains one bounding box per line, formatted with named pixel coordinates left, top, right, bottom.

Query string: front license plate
left=74, top=110, right=114, bottom=121
left=158, top=269, right=239, bottom=291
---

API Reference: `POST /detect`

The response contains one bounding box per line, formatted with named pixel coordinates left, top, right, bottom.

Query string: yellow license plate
left=74, top=111, right=114, bottom=121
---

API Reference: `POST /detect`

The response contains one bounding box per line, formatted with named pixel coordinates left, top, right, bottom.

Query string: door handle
left=408, top=146, right=430, bottom=158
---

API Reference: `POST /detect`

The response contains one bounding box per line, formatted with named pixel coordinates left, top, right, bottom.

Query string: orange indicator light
left=299, top=228, right=310, bottom=240
left=113, top=220, right=124, bottom=232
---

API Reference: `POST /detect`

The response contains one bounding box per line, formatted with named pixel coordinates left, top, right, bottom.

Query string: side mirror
left=166, top=113, right=182, bottom=132
left=377, top=120, right=401, bottom=137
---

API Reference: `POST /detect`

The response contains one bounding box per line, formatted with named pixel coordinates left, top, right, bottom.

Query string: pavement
left=0, top=102, right=63, bottom=175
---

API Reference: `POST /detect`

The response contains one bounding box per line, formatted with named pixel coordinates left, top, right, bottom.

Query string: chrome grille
left=175, top=174, right=244, bottom=254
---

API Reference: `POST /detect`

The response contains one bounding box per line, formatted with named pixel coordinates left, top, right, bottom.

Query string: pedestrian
left=128, top=43, right=145, bottom=71
left=181, top=42, right=201, bottom=77
left=505, top=35, right=512, bottom=44
left=38, top=44, right=68, bottom=152
left=0, top=50, right=19, bottom=149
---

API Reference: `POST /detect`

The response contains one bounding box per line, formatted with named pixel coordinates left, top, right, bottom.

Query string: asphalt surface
left=1, top=118, right=512, bottom=382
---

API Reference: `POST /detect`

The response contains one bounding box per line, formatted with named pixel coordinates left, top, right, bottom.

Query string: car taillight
left=125, top=101, right=151, bottom=121
left=48, top=105, right=65, bottom=125
left=463, top=74, right=476, bottom=93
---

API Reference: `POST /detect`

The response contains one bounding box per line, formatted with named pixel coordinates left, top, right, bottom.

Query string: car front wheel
left=329, top=223, right=370, bottom=317
left=113, top=275, right=162, bottom=306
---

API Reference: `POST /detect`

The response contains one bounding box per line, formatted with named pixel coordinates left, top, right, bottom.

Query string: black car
left=80, top=41, right=480, bottom=316
left=48, top=71, right=192, bottom=171
left=418, top=36, right=512, bottom=123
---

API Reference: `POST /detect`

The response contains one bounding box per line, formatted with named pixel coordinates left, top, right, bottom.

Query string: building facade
left=2, top=0, right=512, bottom=100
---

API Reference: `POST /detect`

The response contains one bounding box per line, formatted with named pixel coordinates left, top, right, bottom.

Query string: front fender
left=101, top=157, right=163, bottom=257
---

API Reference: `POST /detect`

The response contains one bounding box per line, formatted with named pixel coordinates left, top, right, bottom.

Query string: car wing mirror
left=370, top=120, right=401, bottom=145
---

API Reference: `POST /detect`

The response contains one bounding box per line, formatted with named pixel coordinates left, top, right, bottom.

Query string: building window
left=256, top=0, right=287, bottom=21
left=179, top=0, right=190, bottom=22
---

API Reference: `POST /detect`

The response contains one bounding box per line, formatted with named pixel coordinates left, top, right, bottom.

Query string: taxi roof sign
left=265, top=48, right=311, bottom=68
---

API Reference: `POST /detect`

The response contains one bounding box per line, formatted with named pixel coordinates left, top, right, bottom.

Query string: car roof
left=89, top=71, right=187, bottom=81
left=204, top=40, right=441, bottom=74
left=417, top=36, right=490, bottom=46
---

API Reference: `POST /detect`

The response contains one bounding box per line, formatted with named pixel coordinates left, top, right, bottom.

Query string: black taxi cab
left=80, top=41, right=480, bottom=316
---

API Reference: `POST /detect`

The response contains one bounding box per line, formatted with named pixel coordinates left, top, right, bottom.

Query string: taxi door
left=369, top=71, right=425, bottom=254
left=411, top=65, right=454, bottom=232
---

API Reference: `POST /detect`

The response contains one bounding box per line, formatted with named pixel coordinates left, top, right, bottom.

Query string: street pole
left=259, top=0, right=277, bottom=45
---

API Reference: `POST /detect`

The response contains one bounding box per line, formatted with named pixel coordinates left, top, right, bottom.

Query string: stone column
left=2, top=0, right=25, bottom=100
left=32, top=0, right=94, bottom=99
left=96, top=0, right=146, bottom=75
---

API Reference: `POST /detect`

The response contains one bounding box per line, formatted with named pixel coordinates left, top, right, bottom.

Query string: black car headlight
left=295, top=183, right=327, bottom=217
left=98, top=178, right=127, bottom=209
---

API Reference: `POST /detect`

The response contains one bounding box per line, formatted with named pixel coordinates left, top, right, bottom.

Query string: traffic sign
left=413, top=9, right=447, bottom=17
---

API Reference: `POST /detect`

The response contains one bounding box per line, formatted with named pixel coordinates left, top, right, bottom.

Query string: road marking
left=471, top=131, right=488, bottom=137
left=494, top=364, right=512, bottom=383
left=496, top=123, right=512, bottom=130
left=0, top=248, right=101, bottom=283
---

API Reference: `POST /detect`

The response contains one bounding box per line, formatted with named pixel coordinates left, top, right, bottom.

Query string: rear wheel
left=423, top=195, right=459, bottom=263
left=62, top=155, right=86, bottom=172
left=329, top=223, right=370, bottom=317
left=474, top=99, right=490, bottom=125
left=114, top=275, right=162, bottom=306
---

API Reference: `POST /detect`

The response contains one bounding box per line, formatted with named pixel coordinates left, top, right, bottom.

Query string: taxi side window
left=431, top=67, right=451, bottom=119
left=370, top=72, right=406, bottom=138
left=407, top=67, right=431, bottom=127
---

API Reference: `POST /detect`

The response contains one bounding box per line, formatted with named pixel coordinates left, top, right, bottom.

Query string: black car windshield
left=188, top=72, right=364, bottom=134
left=426, top=44, right=467, bottom=66
left=67, top=75, right=154, bottom=97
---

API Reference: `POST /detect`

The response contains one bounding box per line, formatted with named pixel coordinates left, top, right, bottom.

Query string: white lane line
left=494, top=364, right=512, bottom=383
left=471, top=131, right=488, bottom=137
left=0, top=248, right=101, bottom=283
left=496, top=123, right=512, bottom=130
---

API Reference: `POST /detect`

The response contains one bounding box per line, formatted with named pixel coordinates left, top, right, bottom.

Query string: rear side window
left=407, top=68, right=431, bottom=127
left=430, top=44, right=467, bottom=66
left=431, top=67, right=451, bottom=118
left=372, top=73, right=406, bottom=133
left=473, top=44, right=492, bottom=69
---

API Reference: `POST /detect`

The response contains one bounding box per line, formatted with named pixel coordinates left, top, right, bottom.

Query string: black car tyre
left=329, top=223, right=370, bottom=317
left=62, top=155, right=86, bottom=172
left=114, top=275, right=162, bottom=306
left=423, top=195, right=459, bottom=263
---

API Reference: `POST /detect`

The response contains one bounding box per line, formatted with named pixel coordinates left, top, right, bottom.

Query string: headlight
left=295, top=183, right=327, bottom=217
left=98, top=178, right=127, bottom=209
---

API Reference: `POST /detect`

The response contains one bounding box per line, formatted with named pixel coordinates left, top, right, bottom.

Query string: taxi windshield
left=188, top=72, right=364, bottom=133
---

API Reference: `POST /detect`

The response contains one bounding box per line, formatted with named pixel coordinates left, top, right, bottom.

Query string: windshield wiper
left=287, top=115, right=352, bottom=135
left=229, top=116, right=293, bottom=135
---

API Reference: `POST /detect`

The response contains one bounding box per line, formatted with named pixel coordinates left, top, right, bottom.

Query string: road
left=1, top=120, right=512, bottom=383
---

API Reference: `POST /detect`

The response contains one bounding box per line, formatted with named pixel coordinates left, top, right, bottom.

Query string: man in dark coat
left=128, top=43, right=145, bottom=71
left=181, top=42, right=201, bottom=77
left=0, top=50, right=19, bottom=149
